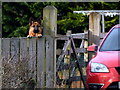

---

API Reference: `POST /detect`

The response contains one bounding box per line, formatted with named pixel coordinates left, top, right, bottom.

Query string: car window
left=100, top=28, right=120, bottom=51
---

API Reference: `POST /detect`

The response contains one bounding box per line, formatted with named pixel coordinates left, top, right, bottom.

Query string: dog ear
left=29, top=17, right=34, bottom=25
left=37, top=17, right=42, bottom=24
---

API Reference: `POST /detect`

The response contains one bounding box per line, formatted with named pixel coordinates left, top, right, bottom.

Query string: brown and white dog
left=27, top=17, right=42, bottom=38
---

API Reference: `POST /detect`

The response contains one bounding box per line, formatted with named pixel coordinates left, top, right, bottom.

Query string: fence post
left=43, top=6, right=57, bottom=88
left=43, top=6, right=57, bottom=37
left=88, top=12, right=101, bottom=60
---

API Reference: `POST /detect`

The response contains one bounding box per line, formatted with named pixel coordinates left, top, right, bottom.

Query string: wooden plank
left=28, top=38, right=37, bottom=82
left=36, top=38, right=45, bottom=88
left=56, top=33, right=88, bottom=40
left=2, top=38, right=11, bottom=61
left=53, top=38, right=57, bottom=87
left=0, top=1, right=2, bottom=38
left=20, top=38, right=28, bottom=61
left=19, top=38, right=29, bottom=84
left=45, top=36, right=55, bottom=87
left=72, top=33, right=88, bottom=39
left=0, top=3, right=2, bottom=89
left=0, top=38, right=2, bottom=89
left=2, top=38, right=11, bottom=88
left=10, top=38, right=20, bottom=87
left=84, top=39, right=88, bottom=62
left=56, top=35, right=69, bottom=40
left=57, top=32, right=106, bottom=41
left=57, top=32, right=106, bottom=40
left=10, top=38, right=20, bottom=63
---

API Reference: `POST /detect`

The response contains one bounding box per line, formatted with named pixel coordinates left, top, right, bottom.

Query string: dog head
left=29, top=17, right=42, bottom=34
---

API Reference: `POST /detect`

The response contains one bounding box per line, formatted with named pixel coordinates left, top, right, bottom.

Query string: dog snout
left=33, top=26, right=39, bottom=33
left=34, top=26, right=38, bottom=30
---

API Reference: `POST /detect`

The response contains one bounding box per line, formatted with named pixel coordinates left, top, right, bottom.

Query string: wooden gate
left=56, top=31, right=87, bottom=88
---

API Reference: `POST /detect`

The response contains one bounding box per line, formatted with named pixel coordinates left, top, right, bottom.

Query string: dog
left=27, top=17, right=42, bottom=38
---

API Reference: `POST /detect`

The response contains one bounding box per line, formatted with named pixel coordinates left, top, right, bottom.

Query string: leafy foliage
left=2, top=2, right=120, bottom=37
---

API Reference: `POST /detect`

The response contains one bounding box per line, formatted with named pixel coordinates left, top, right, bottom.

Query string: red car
left=87, top=24, right=120, bottom=89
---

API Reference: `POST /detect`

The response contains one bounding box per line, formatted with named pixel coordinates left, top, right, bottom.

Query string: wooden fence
left=1, top=32, right=106, bottom=89
left=1, top=6, right=57, bottom=88
left=0, top=6, right=108, bottom=89
left=1, top=34, right=88, bottom=89
left=1, top=37, right=55, bottom=88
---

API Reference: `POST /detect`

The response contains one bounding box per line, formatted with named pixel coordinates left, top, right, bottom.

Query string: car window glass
left=100, top=28, right=120, bottom=51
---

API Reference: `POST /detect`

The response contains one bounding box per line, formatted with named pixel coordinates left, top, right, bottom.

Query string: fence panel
left=10, top=38, right=20, bottom=88
left=37, top=38, right=45, bottom=88
left=46, top=36, right=54, bottom=88
left=20, top=38, right=28, bottom=61
left=11, top=38, right=20, bottom=63
left=2, top=38, right=11, bottom=88
left=2, top=38, right=11, bottom=60
left=19, top=38, right=29, bottom=85
left=28, top=38, right=37, bottom=82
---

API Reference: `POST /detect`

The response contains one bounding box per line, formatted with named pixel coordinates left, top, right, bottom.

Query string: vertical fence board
left=20, top=38, right=28, bottom=61
left=11, top=38, right=20, bottom=63
left=53, top=39, right=56, bottom=87
left=46, top=36, right=54, bottom=87
left=37, top=38, right=45, bottom=88
left=10, top=38, right=20, bottom=87
left=0, top=1, right=2, bottom=38
left=28, top=38, right=37, bottom=82
left=0, top=38, right=2, bottom=89
left=2, top=38, right=11, bottom=60
left=2, top=38, right=11, bottom=88
left=19, top=38, right=29, bottom=82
